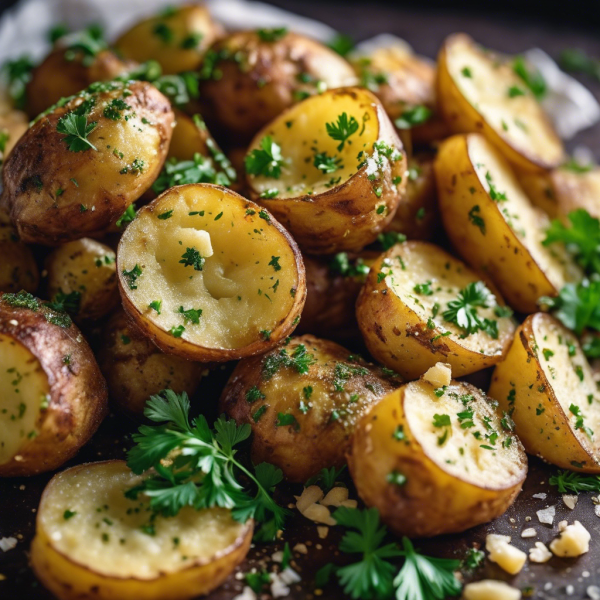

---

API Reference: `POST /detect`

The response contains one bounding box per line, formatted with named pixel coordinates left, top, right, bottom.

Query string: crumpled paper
left=0, top=0, right=597, bottom=141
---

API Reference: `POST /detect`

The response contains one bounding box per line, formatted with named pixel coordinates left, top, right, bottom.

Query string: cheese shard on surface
left=485, top=534, right=527, bottom=574
left=529, top=541, right=552, bottom=563
left=463, top=579, right=521, bottom=600
left=549, top=520, right=590, bottom=557
left=422, top=362, right=452, bottom=388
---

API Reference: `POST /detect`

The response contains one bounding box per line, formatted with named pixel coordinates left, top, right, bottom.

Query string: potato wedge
left=0, top=291, right=107, bottom=476
left=435, top=134, right=580, bottom=313
left=31, top=460, right=252, bottom=600
left=98, top=310, right=206, bottom=416
left=219, top=335, right=401, bottom=482
left=356, top=241, right=515, bottom=379
left=489, top=313, right=600, bottom=472
left=348, top=377, right=527, bottom=537
left=114, top=5, right=223, bottom=75
left=0, top=212, right=39, bottom=293
left=245, top=87, right=408, bottom=254
left=198, top=30, right=357, bottom=144
left=436, top=33, right=564, bottom=171
left=45, top=238, right=118, bottom=323
left=1, top=80, right=174, bottom=245
left=117, top=183, right=306, bottom=362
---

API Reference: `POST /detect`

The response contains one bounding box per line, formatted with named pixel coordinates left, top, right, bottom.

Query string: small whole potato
left=45, top=238, right=118, bottom=323
left=0, top=211, right=39, bottom=293
left=219, top=335, right=402, bottom=482
left=98, top=310, right=207, bottom=417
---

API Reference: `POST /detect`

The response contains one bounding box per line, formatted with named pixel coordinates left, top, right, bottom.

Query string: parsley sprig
left=125, top=390, right=290, bottom=541
left=56, top=111, right=98, bottom=152
left=442, top=281, right=499, bottom=338
left=549, top=470, right=600, bottom=494
left=245, top=136, right=285, bottom=178
left=326, top=112, right=359, bottom=151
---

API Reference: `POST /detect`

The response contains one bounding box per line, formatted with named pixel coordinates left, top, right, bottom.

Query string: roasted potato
left=219, top=335, right=402, bottom=482
left=0, top=291, right=107, bottom=476
left=436, top=33, right=564, bottom=171
left=348, top=375, right=527, bottom=537
left=245, top=87, right=408, bottom=254
left=45, top=238, right=118, bottom=323
left=198, top=30, right=357, bottom=144
left=1, top=80, right=174, bottom=245
left=115, top=4, right=223, bottom=75
left=435, top=133, right=580, bottom=313
left=0, top=210, right=39, bottom=293
left=489, top=313, right=600, bottom=472
left=356, top=241, right=515, bottom=379
left=118, top=183, right=306, bottom=362
left=98, top=310, right=206, bottom=416
left=31, top=460, right=253, bottom=600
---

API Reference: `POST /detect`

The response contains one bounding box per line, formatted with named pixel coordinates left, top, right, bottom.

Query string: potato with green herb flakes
left=436, top=33, right=564, bottom=171
left=348, top=377, right=527, bottom=537
left=115, top=5, right=223, bottom=75
left=245, top=87, right=408, bottom=254
left=0, top=291, right=107, bottom=477
left=1, top=80, right=174, bottom=246
left=220, top=335, right=401, bottom=482
left=0, top=211, right=39, bottom=293
left=31, top=460, right=253, bottom=600
left=489, top=312, right=600, bottom=473
left=356, top=241, right=515, bottom=380
left=118, top=183, right=305, bottom=362
left=435, top=134, right=581, bottom=313
left=45, top=238, right=118, bottom=323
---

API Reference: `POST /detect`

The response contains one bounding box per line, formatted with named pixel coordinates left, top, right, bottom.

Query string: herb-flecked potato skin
left=45, top=238, right=118, bottom=323
left=117, top=183, right=306, bottom=363
left=198, top=30, right=357, bottom=145
left=98, top=310, right=206, bottom=417
left=115, top=4, right=223, bottom=75
left=435, top=134, right=580, bottom=313
left=31, top=460, right=253, bottom=600
left=436, top=33, right=564, bottom=171
left=246, top=87, right=408, bottom=254
left=1, top=81, right=174, bottom=245
left=0, top=292, right=107, bottom=477
left=219, top=335, right=402, bottom=482
left=356, top=241, right=516, bottom=379
left=0, top=212, right=39, bottom=293
left=348, top=379, right=527, bottom=537
left=489, top=313, right=600, bottom=473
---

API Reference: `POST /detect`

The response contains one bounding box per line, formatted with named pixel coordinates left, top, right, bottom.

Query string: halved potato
left=0, top=212, right=39, bottom=293
left=117, top=183, right=306, bottom=362
left=435, top=134, right=580, bottom=313
left=245, top=87, right=408, bottom=254
left=98, top=310, right=206, bottom=416
left=436, top=33, right=564, bottom=171
left=198, top=30, right=357, bottom=144
left=0, top=291, right=107, bottom=476
left=114, top=5, right=223, bottom=75
left=1, top=81, right=174, bottom=245
left=45, top=238, right=118, bottom=323
left=489, top=313, right=600, bottom=472
left=219, top=335, right=401, bottom=482
left=348, top=377, right=527, bottom=537
left=356, top=241, right=515, bottom=379
left=31, top=460, right=253, bottom=600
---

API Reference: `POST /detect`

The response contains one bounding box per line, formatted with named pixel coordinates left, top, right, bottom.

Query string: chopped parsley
left=179, top=247, right=205, bottom=271
left=443, top=281, right=498, bottom=338
left=245, top=136, right=285, bottom=178
left=326, top=112, right=359, bottom=151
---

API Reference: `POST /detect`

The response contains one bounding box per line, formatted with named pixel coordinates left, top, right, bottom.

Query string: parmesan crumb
left=529, top=541, right=552, bottom=563
left=293, top=543, right=308, bottom=554
left=562, top=494, right=578, bottom=510
left=549, top=520, right=590, bottom=557
left=485, top=534, right=526, bottom=575
left=0, top=538, right=17, bottom=552
left=317, top=526, right=329, bottom=539
left=422, top=362, right=452, bottom=388
left=520, top=528, right=536, bottom=538
left=320, top=487, right=349, bottom=507
left=232, top=587, right=257, bottom=600
left=463, top=579, right=521, bottom=600
left=536, top=505, right=555, bottom=525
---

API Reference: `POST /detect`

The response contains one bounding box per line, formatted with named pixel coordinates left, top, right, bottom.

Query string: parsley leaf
left=329, top=253, right=370, bottom=279
left=314, top=151, right=343, bottom=174
left=305, top=466, right=346, bottom=493
left=177, top=306, right=202, bottom=324
left=327, top=33, right=354, bottom=57
left=549, top=470, right=600, bottom=494
left=377, top=231, right=407, bottom=250
left=1, top=55, right=34, bottom=109
left=394, top=105, right=432, bottom=129
left=326, top=112, right=359, bottom=151
left=256, top=27, right=288, bottom=42
left=179, top=247, right=205, bottom=271
left=559, top=48, right=600, bottom=82
left=513, top=56, right=546, bottom=100
left=56, top=112, right=98, bottom=152
left=245, top=136, right=285, bottom=178
left=541, top=279, right=600, bottom=335
left=47, top=289, right=81, bottom=316
left=442, top=281, right=498, bottom=338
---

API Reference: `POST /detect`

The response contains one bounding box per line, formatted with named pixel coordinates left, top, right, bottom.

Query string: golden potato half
left=0, top=292, right=107, bottom=476
left=115, top=4, right=223, bottom=74
left=349, top=378, right=527, bottom=537
left=31, top=460, right=253, bottom=600
left=118, top=184, right=306, bottom=362
left=246, top=87, right=408, bottom=254
left=435, top=134, right=580, bottom=313
left=489, top=313, right=600, bottom=472
left=1, top=80, right=174, bottom=245
left=437, top=33, right=564, bottom=171
left=219, top=335, right=401, bottom=482
left=356, top=241, right=515, bottom=379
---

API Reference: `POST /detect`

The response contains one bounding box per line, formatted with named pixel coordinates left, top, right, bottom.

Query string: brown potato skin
left=98, top=310, right=206, bottom=417
left=1, top=81, right=174, bottom=246
left=348, top=383, right=527, bottom=537
left=0, top=294, right=108, bottom=476
left=0, top=216, right=39, bottom=293
left=25, top=49, right=133, bottom=119
left=219, top=335, right=401, bottom=482
left=199, top=31, right=357, bottom=145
